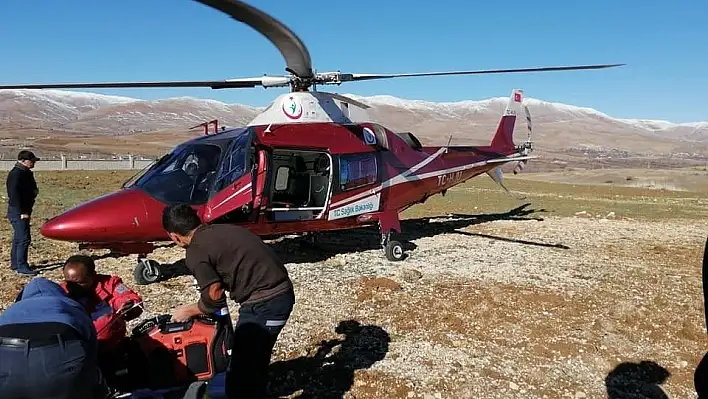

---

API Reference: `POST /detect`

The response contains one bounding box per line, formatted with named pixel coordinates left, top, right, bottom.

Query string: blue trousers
left=0, top=334, right=105, bottom=398
left=7, top=211, right=31, bottom=271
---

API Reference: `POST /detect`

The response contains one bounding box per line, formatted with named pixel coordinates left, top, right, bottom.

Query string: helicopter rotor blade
left=195, top=0, right=313, bottom=79
left=0, top=76, right=292, bottom=90
left=338, top=64, right=625, bottom=82
left=0, top=0, right=624, bottom=92
left=317, top=92, right=372, bottom=109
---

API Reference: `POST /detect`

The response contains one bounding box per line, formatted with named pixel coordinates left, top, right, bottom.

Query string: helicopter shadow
left=151, top=203, right=561, bottom=281
left=270, top=202, right=562, bottom=264
left=32, top=243, right=176, bottom=274
left=31, top=250, right=148, bottom=274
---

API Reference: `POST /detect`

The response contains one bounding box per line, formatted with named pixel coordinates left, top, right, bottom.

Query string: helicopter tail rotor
left=514, top=103, right=534, bottom=174
left=486, top=91, right=534, bottom=199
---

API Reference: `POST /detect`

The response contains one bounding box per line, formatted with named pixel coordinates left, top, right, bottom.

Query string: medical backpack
left=109, top=313, right=233, bottom=392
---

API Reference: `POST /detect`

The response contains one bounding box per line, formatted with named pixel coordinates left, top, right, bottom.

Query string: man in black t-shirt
left=162, top=203, right=295, bottom=399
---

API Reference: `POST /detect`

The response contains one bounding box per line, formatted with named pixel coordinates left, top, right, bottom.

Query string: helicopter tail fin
left=490, top=89, right=523, bottom=151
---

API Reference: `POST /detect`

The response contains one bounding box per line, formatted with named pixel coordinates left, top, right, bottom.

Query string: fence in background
left=0, top=155, right=156, bottom=171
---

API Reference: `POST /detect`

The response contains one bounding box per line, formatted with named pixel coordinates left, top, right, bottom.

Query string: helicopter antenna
left=444, top=135, right=453, bottom=153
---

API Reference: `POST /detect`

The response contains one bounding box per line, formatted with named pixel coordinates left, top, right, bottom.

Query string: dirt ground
left=0, top=169, right=706, bottom=398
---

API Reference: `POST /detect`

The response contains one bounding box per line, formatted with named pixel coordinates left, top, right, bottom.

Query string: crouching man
left=162, top=204, right=295, bottom=399
left=0, top=277, right=108, bottom=398
left=60, top=254, right=144, bottom=389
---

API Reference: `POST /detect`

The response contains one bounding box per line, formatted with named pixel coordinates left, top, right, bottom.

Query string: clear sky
left=0, top=0, right=706, bottom=123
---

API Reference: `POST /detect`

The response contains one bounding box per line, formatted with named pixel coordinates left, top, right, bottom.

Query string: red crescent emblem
left=282, top=97, right=303, bottom=120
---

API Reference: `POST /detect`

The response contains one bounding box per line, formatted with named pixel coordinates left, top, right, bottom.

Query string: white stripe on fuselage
left=329, top=152, right=532, bottom=209
left=329, top=147, right=446, bottom=208
left=207, top=151, right=530, bottom=213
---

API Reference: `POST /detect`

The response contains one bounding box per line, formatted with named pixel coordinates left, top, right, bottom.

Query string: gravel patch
left=0, top=215, right=706, bottom=398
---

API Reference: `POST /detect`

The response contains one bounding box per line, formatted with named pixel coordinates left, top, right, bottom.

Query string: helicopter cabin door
left=251, top=148, right=269, bottom=220
left=201, top=130, right=255, bottom=223
left=265, top=149, right=334, bottom=222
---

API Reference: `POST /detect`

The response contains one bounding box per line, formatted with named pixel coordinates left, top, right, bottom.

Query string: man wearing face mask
left=60, top=255, right=143, bottom=353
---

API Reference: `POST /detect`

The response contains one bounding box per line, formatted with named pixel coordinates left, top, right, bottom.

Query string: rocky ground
left=1, top=208, right=706, bottom=398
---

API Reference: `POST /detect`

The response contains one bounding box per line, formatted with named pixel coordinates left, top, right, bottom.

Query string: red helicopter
left=0, top=0, right=623, bottom=284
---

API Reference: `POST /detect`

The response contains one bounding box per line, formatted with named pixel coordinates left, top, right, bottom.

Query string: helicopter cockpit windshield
left=133, top=142, right=224, bottom=205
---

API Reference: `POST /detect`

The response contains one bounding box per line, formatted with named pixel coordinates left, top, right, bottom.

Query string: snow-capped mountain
left=341, top=93, right=708, bottom=157
left=0, top=90, right=261, bottom=134
left=0, top=89, right=706, bottom=161
left=0, top=89, right=136, bottom=127
left=69, top=97, right=261, bottom=134
left=345, top=93, right=708, bottom=134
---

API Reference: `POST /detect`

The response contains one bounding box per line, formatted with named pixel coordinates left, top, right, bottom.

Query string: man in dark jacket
left=5, top=150, right=40, bottom=276
left=162, top=203, right=295, bottom=399
left=0, top=277, right=108, bottom=398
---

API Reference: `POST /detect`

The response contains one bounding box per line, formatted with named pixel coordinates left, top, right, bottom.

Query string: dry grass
left=0, top=168, right=706, bottom=398
left=519, top=167, right=708, bottom=193
left=406, top=169, right=708, bottom=222
left=29, top=128, right=197, bottom=157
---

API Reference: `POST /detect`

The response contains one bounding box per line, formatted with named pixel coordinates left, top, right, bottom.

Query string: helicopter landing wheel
left=134, top=258, right=162, bottom=285
left=385, top=240, right=405, bottom=261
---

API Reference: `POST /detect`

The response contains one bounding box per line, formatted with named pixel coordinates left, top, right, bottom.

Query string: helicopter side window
left=339, top=152, right=377, bottom=191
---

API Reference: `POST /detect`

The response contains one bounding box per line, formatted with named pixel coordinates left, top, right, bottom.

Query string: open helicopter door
left=251, top=148, right=269, bottom=221
left=201, top=130, right=256, bottom=223
left=265, top=149, right=335, bottom=222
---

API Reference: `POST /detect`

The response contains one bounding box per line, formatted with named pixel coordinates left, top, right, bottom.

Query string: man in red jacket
left=60, top=254, right=143, bottom=352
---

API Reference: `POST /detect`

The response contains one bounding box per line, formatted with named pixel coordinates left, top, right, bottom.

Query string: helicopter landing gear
left=134, top=256, right=162, bottom=285
left=381, top=231, right=405, bottom=262
left=297, top=232, right=319, bottom=249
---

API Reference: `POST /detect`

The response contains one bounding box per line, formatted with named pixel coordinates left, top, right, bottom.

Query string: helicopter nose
left=40, top=188, right=152, bottom=242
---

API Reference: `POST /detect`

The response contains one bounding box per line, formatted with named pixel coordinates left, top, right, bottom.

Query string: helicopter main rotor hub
left=288, top=71, right=349, bottom=92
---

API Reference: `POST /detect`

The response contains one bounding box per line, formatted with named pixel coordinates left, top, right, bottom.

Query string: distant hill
left=0, top=89, right=706, bottom=171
